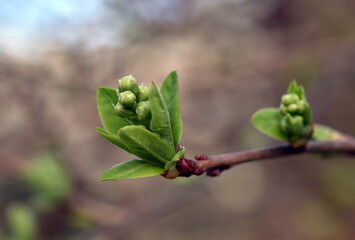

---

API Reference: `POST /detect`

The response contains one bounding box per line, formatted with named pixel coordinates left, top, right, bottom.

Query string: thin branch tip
left=170, top=137, right=355, bottom=178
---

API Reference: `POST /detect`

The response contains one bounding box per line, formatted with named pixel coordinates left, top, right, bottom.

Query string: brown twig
left=172, top=136, right=355, bottom=178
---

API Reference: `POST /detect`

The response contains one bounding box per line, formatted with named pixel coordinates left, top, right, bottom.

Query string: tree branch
left=171, top=136, right=355, bottom=178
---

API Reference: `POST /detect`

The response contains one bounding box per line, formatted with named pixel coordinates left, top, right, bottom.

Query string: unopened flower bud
left=287, top=104, right=298, bottom=114
left=119, top=91, right=137, bottom=109
left=137, top=85, right=149, bottom=102
left=280, top=105, right=288, bottom=115
left=291, top=115, right=304, bottom=133
left=114, top=103, right=135, bottom=118
left=281, top=114, right=293, bottom=133
left=136, top=101, right=151, bottom=121
left=281, top=114, right=305, bottom=135
left=297, top=100, right=308, bottom=114
left=282, top=93, right=299, bottom=106
left=118, top=75, right=139, bottom=96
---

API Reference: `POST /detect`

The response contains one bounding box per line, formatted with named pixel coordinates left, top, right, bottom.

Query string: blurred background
left=0, top=0, right=355, bottom=239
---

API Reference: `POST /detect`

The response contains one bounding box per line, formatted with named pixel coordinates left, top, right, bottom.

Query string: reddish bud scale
left=206, top=169, right=221, bottom=177
left=176, top=158, right=203, bottom=177
left=195, top=154, right=208, bottom=160
left=206, top=166, right=230, bottom=177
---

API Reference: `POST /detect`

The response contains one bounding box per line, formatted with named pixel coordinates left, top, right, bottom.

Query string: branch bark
left=171, top=136, right=355, bottom=178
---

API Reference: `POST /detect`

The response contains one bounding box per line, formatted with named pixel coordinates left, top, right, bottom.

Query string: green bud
left=282, top=93, right=299, bottom=106
left=281, top=114, right=293, bottom=133
left=114, top=103, right=135, bottom=118
left=118, top=75, right=139, bottom=96
left=280, top=105, right=288, bottom=115
left=291, top=115, right=304, bottom=134
left=119, top=91, right=137, bottom=109
left=287, top=104, right=298, bottom=114
left=297, top=100, right=308, bottom=114
left=136, top=101, right=151, bottom=121
left=281, top=115, right=305, bottom=136
left=137, top=85, right=149, bottom=102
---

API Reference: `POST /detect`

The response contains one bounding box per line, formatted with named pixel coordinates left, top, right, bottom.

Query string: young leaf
left=97, top=87, right=130, bottom=134
left=252, top=108, right=289, bottom=141
left=313, top=124, right=342, bottom=141
left=96, top=127, right=129, bottom=151
left=101, top=160, right=165, bottom=180
left=149, top=83, right=175, bottom=149
left=119, top=126, right=175, bottom=165
left=160, top=71, right=183, bottom=148
left=287, top=80, right=306, bottom=100
left=165, top=160, right=178, bottom=170
left=287, top=80, right=298, bottom=94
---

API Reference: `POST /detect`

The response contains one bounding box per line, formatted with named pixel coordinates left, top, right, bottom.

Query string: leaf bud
left=137, top=84, right=149, bottom=102
left=136, top=101, right=151, bottom=121
left=119, top=91, right=137, bottom=109
left=118, top=75, right=139, bottom=96
left=282, top=93, right=299, bottom=106
left=114, top=103, right=135, bottom=118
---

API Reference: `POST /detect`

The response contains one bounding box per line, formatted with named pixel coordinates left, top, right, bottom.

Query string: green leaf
left=119, top=126, right=174, bottom=165
left=252, top=108, right=289, bottom=141
left=160, top=71, right=183, bottom=148
left=165, top=160, right=178, bottom=170
left=171, top=147, right=185, bottom=161
left=313, top=124, right=336, bottom=141
left=97, top=87, right=130, bottom=134
left=101, top=159, right=165, bottom=180
left=287, top=80, right=306, bottom=100
left=287, top=80, right=298, bottom=94
left=149, top=83, right=175, bottom=149
left=7, top=204, right=38, bottom=240
left=165, top=146, right=185, bottom=170
left=96, top=127, right=129, bottom=151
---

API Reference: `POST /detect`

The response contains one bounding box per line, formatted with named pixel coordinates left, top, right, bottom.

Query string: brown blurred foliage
left=0, top=0, right=355, bottom=239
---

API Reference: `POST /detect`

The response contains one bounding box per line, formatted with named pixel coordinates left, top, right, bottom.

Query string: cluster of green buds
left=279, top=81, right=312, bottom=146
left=114, top=75, right=151, bottom=127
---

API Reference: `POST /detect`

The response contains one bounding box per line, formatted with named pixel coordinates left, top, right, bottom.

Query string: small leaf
left=160, top=71, right=183, bottom=148
left=149, top=83, right=175, bottom=149
left=172, top=147, right=185, bottom=161
left=313, top=124, right=339, bottom=141
left=252, top=108, right=289, bottom=141
left=119, top=126, right=174, bottom=165
left=96, top=127, right=129, bottom=151
left=287, top=80, right=298, bottom=94
left=165, top=160, right=178, bottom=170
left=165, top=146, right=185, bottom=170
left=97, top=87, right=130, bottom=134
left=287, top=80, right=306, bottom=100
left=101, top=159, right=165, bottom=180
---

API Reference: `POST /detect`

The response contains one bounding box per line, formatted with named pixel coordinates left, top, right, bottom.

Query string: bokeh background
left=1, top=0, right=355, bottom=239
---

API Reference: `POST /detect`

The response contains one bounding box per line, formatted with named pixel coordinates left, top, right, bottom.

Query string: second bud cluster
left=279, top=91, right=312, bottom=145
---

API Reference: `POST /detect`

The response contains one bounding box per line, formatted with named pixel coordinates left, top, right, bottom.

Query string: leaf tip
left=100, top=176, right=111, bottom=181
left=169, top=70, right=178, bottom=77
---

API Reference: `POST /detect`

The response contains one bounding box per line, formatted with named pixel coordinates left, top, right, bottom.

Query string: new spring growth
left=114, top=75, right=152, bottom=125
left=279, top=81, right=312, bottom=146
